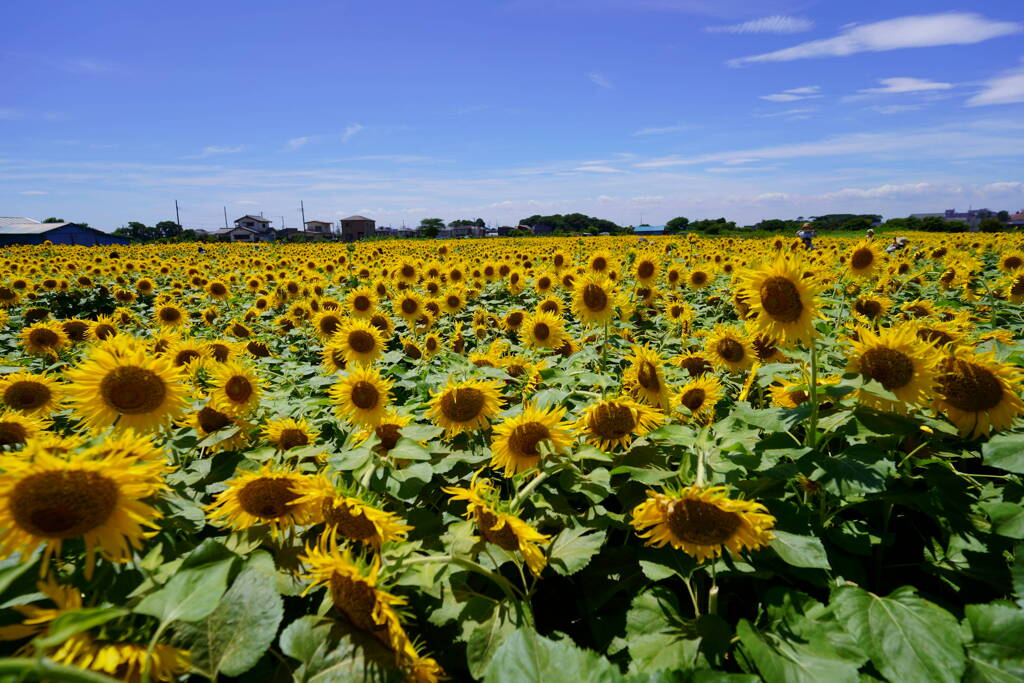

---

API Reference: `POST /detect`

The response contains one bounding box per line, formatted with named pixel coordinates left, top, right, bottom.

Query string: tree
left=664, top=217, right=690, bottom=234
left=418, top=218, right=444, bottom=238
left=474, top=218, right=485, bottom=228
left=997, top=210, right=1010, bottom=223
left=155, top=221, right=182, bottom=239
left=979, top=217, right=1005, bottom=233
left=42, top=217, right=64, bottom=223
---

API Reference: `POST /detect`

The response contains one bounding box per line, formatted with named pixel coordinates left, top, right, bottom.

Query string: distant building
left=376, top=226, right=417, bottom=239
left=340, top=215, right=376, bottom=241
left=529, top=223, right=555, bottom=235
left=1009, top=211, right=1024, bottom=227
left=234, top=214, right=273, bottom=233
left=304, top=220, right=333, bottom=237
left=219, top=225, right=273, bottom=242
left=909, top=208, right=992, bottom=231
left=0, top=217, right=128, bottom=246
left=634, top=225, right=665, bottom=236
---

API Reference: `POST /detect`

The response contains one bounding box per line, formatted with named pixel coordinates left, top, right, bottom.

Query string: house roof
left=634, top=225, right=665, bottom=233
left=0, top=222, right=117, bottom=236
left=235, top=214, right=271, bottom=223
left=340, top=215, right=373, bottom=221
left=304, top=220, right=331, bottom=225
left=0, top=216, right=42, bottom=227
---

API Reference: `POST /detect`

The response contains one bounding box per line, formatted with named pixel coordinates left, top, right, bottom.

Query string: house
left=1009, top=211, right=1024, bottom=227
left=909, top=208, right=992, bottom=232
left=219, top=226, right=273, bottom=242
left=0, top=217, right=129, bottom=246
left=340, top=215, right=376, bottom=241
left=529, top=223, right=555, bottom=235
left=376, top=226, right=417, bottom=239
left=634, top=225, right=666, bottom=236
left=304, top=220, right=333, bottom=237
left=234, top=214, right=272, bottom=231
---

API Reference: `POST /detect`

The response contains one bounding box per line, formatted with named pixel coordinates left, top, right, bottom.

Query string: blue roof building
left=0, top=218, right=129, bottom=246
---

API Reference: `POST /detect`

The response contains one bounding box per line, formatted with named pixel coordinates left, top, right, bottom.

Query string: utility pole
left=175, top=200, right=181, bottom=227
left=223, top=207, right=228, bottom=229
left=300, top=200, right=306, bottom=229
left=280, top=216, right=285, bottom=231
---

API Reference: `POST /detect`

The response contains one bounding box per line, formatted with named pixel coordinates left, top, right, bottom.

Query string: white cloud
left=183, top=145, right=245, bottom=159
left=284, top=136, right=314, bottom=151
left=706, top=15, right=813, bottom=34
left=871, top=104, right=924, bottom=114
left=18, top=190, right=47, bottom=195
left=60, top=57, right=118, bottom=75
left=729, top=12, right=1021, bottom=67
left=754, top=107, right=817, bottom=119
left=341, top=123, right=365, bottom=142
left=860, top=77, right=954, bottom=94
left=0, top=108, right=21, bottom=120
left=632, top=124, right=690, bottom=135
left=573, top=165, right=626, bottom=173
left=759, top=85, right=821, bottom=102
left=588, top=72, right=614, bottom=89
left=967, top=61, right=1024, bottom=106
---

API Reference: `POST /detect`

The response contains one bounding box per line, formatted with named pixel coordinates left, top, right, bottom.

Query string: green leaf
left=735, top=619, right=860, bottom=683
left=811, top=456, right=892, bottom=498
left=771, top=530, right=831, bottom=569
left=483, top=627, right=624, bottom=683
left=547, top=527, right=606, bottom=576
left=33, top=607, right=128, bottom=648
left=964, top=602, right=1024, bottom=681
left=279, top=615, right=402, bottom=682
left=626, top=587, right=703, bottom=674
left=397, top=423, right=444, bottom=441
left=831, top=585, right=966, bottom=683
left=466, top=601, right=518, bottom=679
left=1013, top=545, right=1024, bottom=609
left=174, top=554, right=284, bottom=677
left=135, top=547, right=235, bottom=624
left=982, top=432, right=1024, bottom=474
left=0, top=554, right=38, bottom=599
left=387, top=437, right=432, bottom=461
left=982, top=503, right=1024, bottom=539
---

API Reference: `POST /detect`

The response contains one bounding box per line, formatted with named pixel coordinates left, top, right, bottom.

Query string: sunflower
left=490, top=404, right=574, bottom=477
left=20, top=321, right=69, bottom=357
left=998, top=251, right=1024, bottom=273
left=674, top=375, right=723, bottom=424
left=0, top=577, right=82, bottom=642
left=333, top=318, right=385, bottom=365
left=0, top=411, right=49, bottom=449
left=500, top=356, right=544, bottom=394
left=402, top=337, right=425, bottom=361
left=737, top=257, right=820, bottom=345
left=770, top=378, right=813, bottom=409
left=394, top=291, right=424, bottom=323
left=182, top=404, right=248, bottom=452
left=519, top=310, right=568, bottom=350
left=674, top=353, right=713, bottom=377
left=687, top=268, right=714, bottom=290
left=263, top=416, right=316, bottom=451
left=87, top=315, right=119, bottom=342
left=153, top=303, right=189, bottom=329
left=846, top=324, right=940, bottom=413
left=846, top=240, right=882, bottom=278
left=206, top=279, right=230, bottom=299
left=573, top=395, right=664, bottom=452
left=622, top=345, right=673, bottom=409
left=58, top=638, right=189, bottom=683
left=207, top=361, right=263, bottom=416
left=312, top=311, right=346, bottom=340
left=426, top=378, right=504, bottom=437
left=572, top=275, right=619, bottom=327
left=64, top=337, right=189, bottom=433
left=934, top=348, right=1024, bottom=439
left=422, top=332, right=443, bottom=358
left=587, top=250, right=615, bottom=276
left=441, top=287, right=467, bottom=314
left=331, top=365, right=393, bottom=426
left=0, top=443, right=168, bottom=577
left=852, top=294, right=890, bottom=323
left=443, top=472, right=551, bottom=577
left=346, top=286, right=378, bottom=318
left=630, top=486, right=775, bottom=563
left=901, top=298, right=934, bottom=320
left=297, top=476, right=411, bottom=548
left=634, top=255, right=660, bottom=284
left=206, top=463, right=317, bottom=535
left=0, top=372, right=62, bottom=416
left=165, top=338, right=209, bottom=372
left=705, top=324, right=754, bottom=372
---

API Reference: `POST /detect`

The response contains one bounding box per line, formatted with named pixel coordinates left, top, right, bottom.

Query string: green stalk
left=0, top=657, right=123, bottom=683
left=806, top=338, right=819, bottom=451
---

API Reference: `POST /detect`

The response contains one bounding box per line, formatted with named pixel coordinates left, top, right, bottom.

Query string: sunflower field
left=1, top=233, right=1023, bottom=682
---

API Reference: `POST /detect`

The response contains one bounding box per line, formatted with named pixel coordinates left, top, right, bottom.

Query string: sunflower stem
left=0, top=658, right=122, bottom=683
left=510, top=467, right=557, bottom=513
left=806, top=338, right=819, bottom=451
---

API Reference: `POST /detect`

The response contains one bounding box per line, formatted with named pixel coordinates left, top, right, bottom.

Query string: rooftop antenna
left=300, top=200, right=306, bottom=228
left=175, top=200, right=181, bottom=226
left=223, top=206, right=228, bottom=229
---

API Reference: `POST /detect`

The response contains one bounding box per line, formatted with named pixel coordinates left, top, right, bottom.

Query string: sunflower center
left=446, top=295, right=461, bottom=309
left=750, top=336, right=777, bottom=362
left=540, top=299, right=559, bottom=313
left=590, top=403, right=636, bottom=440
left=323, top=500, right=378, bottom=541
left=328, top=574, right=381, bottom=634
left=508, top=421, right=550, bottom=457
left=582, top=284, right=608, bottom=312
left=174, top=350, right=201, bottom=367
left=29, top=328, right=60, bottom=348
left=506, top=311, right=524, bottom=327
left=159, top=307, right=181, bottom=322
left=225, top=376, right=253, bottom=403
left=938, top=359, right=1004, bottom=412
left=1004, top=256, right=1023, bottom=270
left=788, top=389, right=809, bottom=405
left=916, top=328, right=953, bottom=346
left=691, top=271, right=708, bottom=286
left=10, top=470, right=118, bottom=538
left=1012, top=278, right=1024, bottom=297
left=100, top=366, right=168, bottom=415
left=63, top=321, right=89, bottom=341
left=855, top=299, right=882, bottom=319
left=348, top=330, right=376, bottom=354
left=350, top=381, right=380, bottom=411
left=679, top=388, right=706, bottom=412
left=592, top=257, right=608, bottom=272
left=4, top=381, right=51, bottom=412
left=404, top=343, right=422, bottom=360
left=439, top=387, right=486, bottom=423
left=667, top=498, right=743, bottom=546
left=198, top=406, right=232, bottom=432
left=859, top=348, right=915, bottom=391
left=278, top=428, right=309, bottom=450
left=715, top=339, right=745, bottom=364
left=0, top=420, right=28, bottom=446
left=353, top=295, right=371, bottom=312
left=210, top=283, right=227, bottom=296
left=637, top=261, right=655, bottom=279
left=319, top=316, right=341, bottom=336
left=533, top=322, right=550, bottom=341
left=376, top=423, right=402, bottom=451
left=401, top=299, right=418, bottom=315
left=679, top=356, right=712, bottom=376
left=477, top=509, right=520, bottom=551
left=209, top=344, right=230, bottom=362
left=759, top=276, right=803, bottom=323
left=850, top=248, right=874, bottom=271
left=637, top=362, right=660, bottom=391
left=237, top=477, right=299, bottom=519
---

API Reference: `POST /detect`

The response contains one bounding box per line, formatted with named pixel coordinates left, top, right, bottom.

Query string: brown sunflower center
left=533, top=322, right=550, bottom=341
left=592, top=256, right=608, bottom=272
left=446, top=295, right=461, bottom=309
left=174, top=350, right=201, bottom=367
left=679, top=388, right=706, bottom=412
left=225, top=375, right=253, bottom=403
left=637, top=261, right=655, bottom=279
left=348, top=330, right=376, bottom=354
left=319, top=316, right=342, bottom=336
left=209, top=344, right=230, bottom=362
left=100, top=366, right=168, bottom=415
left=667, top=498, right=743, bottom=546
left=401, top=299, right=418, bottom=315
left=508, top=421, right=550, bottom=458
left=198, top=406, right=232, bottom=432
left=691, top=271, right=708, bottom=286
left=540, top=299, right=560, bottom=313
left=353, top=295, right=371, bottom=311
left=350, top=381, right=380, bottom=411
left=859, top=347, right=915, bottom=391
left=905, top=305, right=928, bottom=318
left=10, top=470, right=118, bottom=538
left=375, top=423, right=402, bottom=451
left=1004, top=256, right=1023, bottom=270
left=238, top=477, right=299, bottom=519
left=323, top=500, right=377, bottom=541
left=29, top=328, right=61, bottom=348
left=759, top=276, right=803, bottom=323
left=506, top=311, right=524, bottom=327
left=855, top=299, right=882, bottom=319
left=328, top=574, right=381, bottom=634
left=1012, top=277, right=1024, bottom=297
left=439, top=387, right=486, bottom=423
left=589, top=402, right=636, bottom=441
left=678, top=356, right=712, bottom=377
left=850, top=248, right=874, bottom=271
left=937, top=359, right=1004, bottom=412
left=637, top=362, right=661, bottom=391
left=916, top=328, right=954, bottom=347
left=159, top=307, right=181, bottom=322
left=750, top=335, right=778, bottom=362
left=62, top=320, right=89, bottom=341
left=247, top=341, right=271, bottom=358
left=477, top=509, right=520, bottom=551
left=0, top=420, right=28, bottom=446
left=278, top=428, right=309, bottom=450
left=582, top=284, right=608, bottom=312
left=3, top=381, right=51, bottom=412
left=715, top=338, right=745, bottom=364
left=210, top=283, right=227, bottom=296
left=404, top=343, right=422, bottom=360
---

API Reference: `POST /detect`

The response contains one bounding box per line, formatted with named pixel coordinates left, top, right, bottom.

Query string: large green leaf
left=483, top=627, right=624, bottom=683
left=466, top=600, right=518, bottom=679
left=279, top=615, right=401, bottom=682
left=982, top=502, right=1024, bottom=539
left=963, top=602, right=1024, bottom=682
left=831, top=585, right=965, bottom=683
left=770, top=530, right=830, bottom=569
left=625, top=587, right=708, bottom=674
left=983, top=433, right=1024, bottom=474
left=134, top=544, right=236, bottom=624
left=735, top=619, right=859, bottom=683
left=547, top=527, right=605, bottom=576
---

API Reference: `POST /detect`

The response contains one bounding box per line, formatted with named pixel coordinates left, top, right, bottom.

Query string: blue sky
left=1, top=0, right=1022, bottom=229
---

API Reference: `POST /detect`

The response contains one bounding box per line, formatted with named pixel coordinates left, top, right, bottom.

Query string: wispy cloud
left=588, top=72, right=613, bottom=89
left=967, top=60, right=1024, bottom=107
left=760, top=85, right=821, bottom=102
left=284, top=136, right=315, bottom=151
left=632, top=124, right=690, bottom=136
left=18, top=190, right=47, bottom=195
left=573, top=165, right=625, bottom=173
left=860, top=77, right=953, bottom=94
left=182, top=145, right=245, bottom=160
left=341, top=123, right=365, bottom=142
left=729, top=12, right=1021, bottom=67
left=754, top=107, right=818, bottom=119
left=706, top=15, right=812, bottom=34
left=59, top=57, right=118, bottom=75
left=0, top=108, right=21, bottom=120
left=871, top=104, right=924, bottom=115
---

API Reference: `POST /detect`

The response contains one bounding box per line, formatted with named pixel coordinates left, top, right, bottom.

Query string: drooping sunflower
left=206, top=463, right=317, bottom=535
left=674, top=375, right=723, bottom=424
left=207, top=360, right=263, bottom=416
left=0, top=444, right=168, bottom=577
left=443, top=472, right=551, bottom=577
left=297, top=476, right=411, bottom=548
left=0, top=577, right=82, bottom=643
left=330, top=365, right=393, bottom=426
left=490, top=404, right=574, bottom=477
left=0, top=372, right=62, bottom=416
left=426, top=378, right=504, bottom=437
left=263, top=416, right=316, bottom=451
left=518, top=310, right=568, bottom=350
left=572, top=395, right=664, bottom=452
left=846, top=240, right=882, bottom=278
left=332, top=318, right=385, bottom=365
left=630, top=486, right=775, bottom=564
left=64, top=336, right=189, bottom=433
left=705, top=324, right=754, bottom=372
left=0, top=411, right=49, bottom=448
left=934, top=348, right=1024, bottom=439
left=185, top=404, right=249, bottom=453
left=846, top=324, right=940, bottom=413
left=737, top=258, right=820, bottom=345
left=622, top=345, right=674, bottom=409
left=19, top=321, right=69, bottom=357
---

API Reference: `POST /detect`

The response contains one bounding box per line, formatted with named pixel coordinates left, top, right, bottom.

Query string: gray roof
left=341, top=215, right=373, bottom=221
left=0, top=222, right=72, bottom=235
left=304, top=219, right=331, bottom=225
left=235, top=214, right=271, bottom=223
left=0, top=216, right=42, bottom=227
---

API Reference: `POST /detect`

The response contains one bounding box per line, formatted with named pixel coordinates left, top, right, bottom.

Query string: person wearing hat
left=796, top=222, right=816, bottom=250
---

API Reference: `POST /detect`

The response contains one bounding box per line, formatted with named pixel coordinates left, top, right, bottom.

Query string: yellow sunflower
left=262, top=416, right=316, bottom=451
left=519, top=310, right=568, bottom=350
left=64, top=336, right=189, bottom=433
left=443, top=473, right=551, bottom=577
left=622, top=345, right=674, bottom=409
left=0, top=372, right=62, bottom=416
left=0, top=577, right=82, bottom=642
left=312, top=311, right=346, bottom=340
left=207, top=361, right=263, bottom=416
left=333, top=318, right=386, bottom=365
left=153, top=303, right=189, bottom=329
left=630, top=486, right=775, bottom=563
left=491, top=404, right=574, bottom=477
left=394, top=291, right=424, bottom=323
left=206, top=463, right=317, bottom=535
left=58, top=638, right=189, bottom=683
left=297, top=476, right=411, bottom=548
left=426, top=378, right=504, bottom=437
left=934, top=348, right=1024, bottom=439
left=846, top=240, right=882, bottom=278
left=846, top=324, right=940, bottom=413
left=346, top=286, right=378, bottom=318
left=20, top=321, right=69, bottom=357
left=572, top=274, right=619, bottom=327
left=572, top=395, right=664, bottom=452
left=705, top=324, right=754, bottom=372
left=674, top=375, right=723, bottom=424
left=0, top=411, right=49, bottom=449
left=330, top=365, right=393, bottom=426
left=737, top=257, right=821, bottom=345
left=0, top=443, right=168, bottom=577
